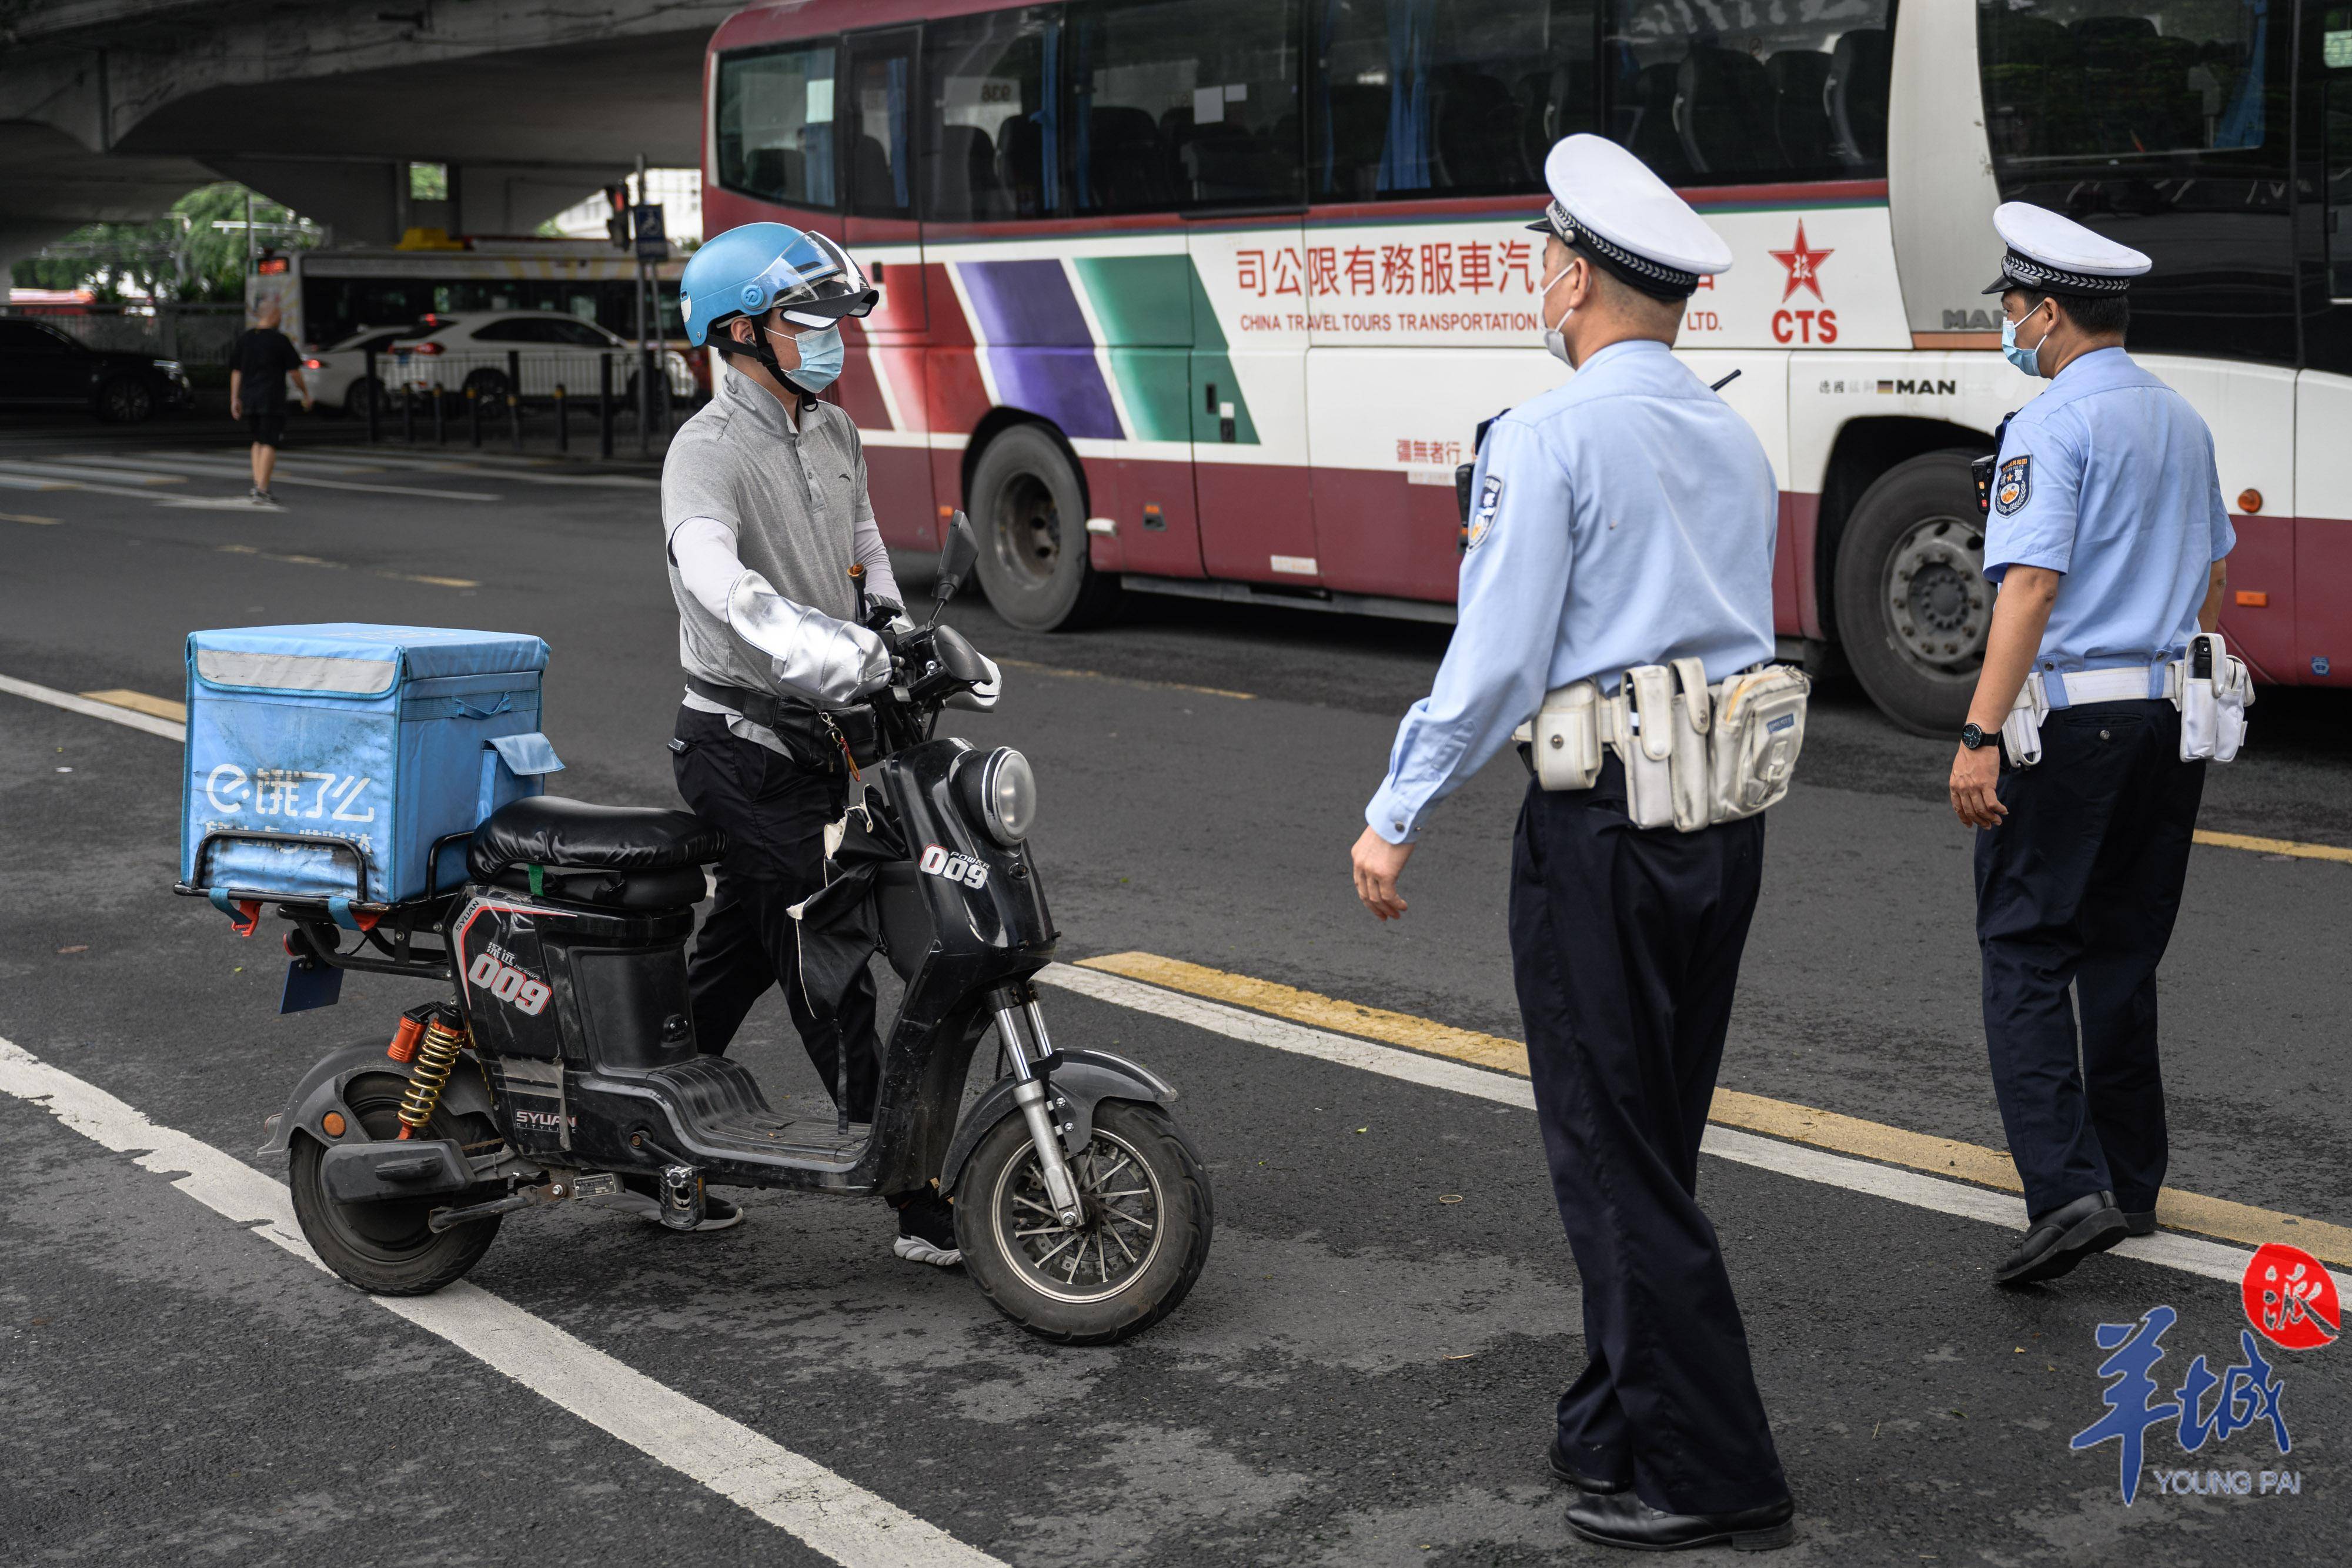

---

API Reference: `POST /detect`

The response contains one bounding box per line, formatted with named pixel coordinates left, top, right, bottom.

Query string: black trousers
left=671, top=706, right=880, bottom=1120
left=1976, top=698, right=2203, bottom=1222
left=1508, top=761, right=1788, bottom=1517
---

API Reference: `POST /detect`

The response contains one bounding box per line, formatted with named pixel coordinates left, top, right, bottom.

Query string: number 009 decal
left=467, top=951, right=552, bottom=1015
left=918, top=843, right=990, bottom=890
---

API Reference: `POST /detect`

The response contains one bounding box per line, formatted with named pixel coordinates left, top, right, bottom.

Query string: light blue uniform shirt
left=1366, top=339, right=1778, bottom=844
left=1984, top=347, right=2233, bottom=681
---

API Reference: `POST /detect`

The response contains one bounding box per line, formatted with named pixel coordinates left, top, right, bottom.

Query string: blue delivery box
left=180, top=624, right=561, bottom=909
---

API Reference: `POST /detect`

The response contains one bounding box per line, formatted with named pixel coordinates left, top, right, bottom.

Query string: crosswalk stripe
left=0, top=1036, right=1004, bottom=1567
left=0, top=461, right=184, bottom=486
left=77, top=455, right=498, bottom=503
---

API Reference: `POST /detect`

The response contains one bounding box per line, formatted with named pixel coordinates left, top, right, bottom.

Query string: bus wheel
left=968, top=424, right=1119, bottom=631
left=1832, top=450, right=1990, bottom=737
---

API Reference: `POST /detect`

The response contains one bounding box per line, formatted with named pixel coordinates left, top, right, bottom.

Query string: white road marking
left=0, top=672, right=187, bottom=740
left=151, top=447, right=659, bottom=489
left=0, top=460, right=185, bottom=485
left=1037, top=963, right=2256, bottom=1286
left=0, top=1035, right=1005, bottom=1568
left=77, top=456, right=498, bottom=502
left=0, top=472, right=208, bottom=504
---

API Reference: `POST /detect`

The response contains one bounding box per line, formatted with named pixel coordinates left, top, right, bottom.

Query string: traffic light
left=603, top=185, right=630, bottom=250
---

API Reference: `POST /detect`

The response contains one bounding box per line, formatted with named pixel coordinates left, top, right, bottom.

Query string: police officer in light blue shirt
left=1350, top=136, right=1794, bottom=1554
left=1949, top=203, right=2234, bottom=1288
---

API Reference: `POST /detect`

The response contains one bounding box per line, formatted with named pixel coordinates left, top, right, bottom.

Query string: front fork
left=989, top=984, right=1084, bottom=1226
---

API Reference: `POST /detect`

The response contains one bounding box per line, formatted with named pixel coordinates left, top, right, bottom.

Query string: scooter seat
left=470, top=796, right=727, bottom=910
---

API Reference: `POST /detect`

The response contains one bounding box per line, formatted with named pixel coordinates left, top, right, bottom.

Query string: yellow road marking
left=1, top=512, right=61, bottom=525
left=2193, top=829, right=2352, bottom=865
left=399, top=573, right=480, bottom=589
left=79, top=689, right=186, bottom=723
left=1078, top=951, right=2352, bottom=1265
left=996, top=657, right=1254, bottom=701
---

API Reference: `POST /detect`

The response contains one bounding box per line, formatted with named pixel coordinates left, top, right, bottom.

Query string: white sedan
left=299, top=325, right=415, bottom=416
left=388, top=311, right=694, bottom=404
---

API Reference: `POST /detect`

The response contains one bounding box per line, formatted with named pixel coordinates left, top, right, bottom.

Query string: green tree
left=11, top=183, right=319, bottom=302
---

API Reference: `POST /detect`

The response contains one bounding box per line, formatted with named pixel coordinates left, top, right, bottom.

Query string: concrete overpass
left=0, top=0, right=741, bottom=266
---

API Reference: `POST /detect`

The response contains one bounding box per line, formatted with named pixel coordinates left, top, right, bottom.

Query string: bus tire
left=967, top=424, right=1118, bottom=631
left=1832, top=449, right=1992, bottom=737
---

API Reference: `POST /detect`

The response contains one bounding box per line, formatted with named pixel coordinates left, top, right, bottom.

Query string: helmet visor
left=738, top=231, right=878, bottom=326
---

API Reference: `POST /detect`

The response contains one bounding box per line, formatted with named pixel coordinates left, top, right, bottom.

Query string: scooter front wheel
left=288, top=1072, right=501, bottom=1296
left=955, top=1099, right=1211, bottom=1345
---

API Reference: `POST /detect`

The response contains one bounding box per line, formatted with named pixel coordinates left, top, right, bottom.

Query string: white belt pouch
left=1514, top=662, right=1810, bottom=831
left=2177, top=630, right=2253, bottom=763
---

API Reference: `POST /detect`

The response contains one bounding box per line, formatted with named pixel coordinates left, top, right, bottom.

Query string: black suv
left=0, top=315, right=193, bottom=423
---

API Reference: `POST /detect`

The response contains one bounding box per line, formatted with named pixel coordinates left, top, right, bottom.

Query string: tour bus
left=701, top=0, right=2352, bottom=733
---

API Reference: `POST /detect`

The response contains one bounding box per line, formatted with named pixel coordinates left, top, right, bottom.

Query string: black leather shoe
left=1565, top=1491, right=1795, bottom=1552
left=2122, top=1209, right=2157, bottom=1238
left=1546, top=1435, right=1629, bottom=1494
left=1997, top=1191, right=2128, bottom=1285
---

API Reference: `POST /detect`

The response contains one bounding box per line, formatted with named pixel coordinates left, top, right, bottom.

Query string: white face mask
left=1539, top=262, right=1579, bottom=366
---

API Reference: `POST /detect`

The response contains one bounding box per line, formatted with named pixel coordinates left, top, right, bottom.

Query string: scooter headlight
left=958, top=747, right=1037, bottom=845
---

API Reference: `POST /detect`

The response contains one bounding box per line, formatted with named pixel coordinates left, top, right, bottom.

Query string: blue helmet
left=679, top=223, right=877, bottom=347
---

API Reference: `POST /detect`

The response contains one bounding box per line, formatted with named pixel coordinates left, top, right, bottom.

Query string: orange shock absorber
left=386, top=1012, right=425, bottom=1064
left=395, top=1005, right=467, bottom=1140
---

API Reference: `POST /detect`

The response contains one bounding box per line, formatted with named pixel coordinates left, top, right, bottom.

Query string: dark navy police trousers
left=1976, top=697, right=2203, bottom=1223
left=1509, top=760, right=1788, bottom=1517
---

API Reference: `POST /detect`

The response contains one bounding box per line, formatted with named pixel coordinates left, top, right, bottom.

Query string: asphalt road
left=2, top=430, right=2346, bottom=1564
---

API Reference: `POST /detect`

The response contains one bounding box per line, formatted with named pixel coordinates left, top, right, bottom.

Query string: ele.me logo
left=2070, top=1244, right=2338, bottom=1505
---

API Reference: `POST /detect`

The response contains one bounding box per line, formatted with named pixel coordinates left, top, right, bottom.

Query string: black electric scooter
left=233, top=519, right=1212, bottom=1345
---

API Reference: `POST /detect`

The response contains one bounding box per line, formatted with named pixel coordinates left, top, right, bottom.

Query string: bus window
left=1605, top=1, right=1893, bottom=185
left=1981, top=0, right=2272, bottom=160
left=1067, top=0, right=1303, bottom=214
left=846, top=32, right=917, bottom=218
left=2318, top=8, right=2352, bottom=304
left=927, top=8, right=1062, bottom=220
left=1979, top=0, right=2293, bottom=364
left=1314, top=0, right=1596, bottom=201
left=715, top=43, right=840, bottom=209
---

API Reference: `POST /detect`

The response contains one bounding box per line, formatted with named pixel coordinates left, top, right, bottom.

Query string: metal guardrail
left=362, top=347, right=693, bottom=457
left=1, top=302, right=243, bottom=362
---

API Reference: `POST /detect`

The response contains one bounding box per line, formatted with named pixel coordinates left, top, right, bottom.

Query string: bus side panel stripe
left=957, top=259, right=1124, bottom=441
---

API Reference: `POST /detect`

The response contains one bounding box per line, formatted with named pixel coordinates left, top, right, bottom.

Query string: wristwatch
left=1960, top=722, right=1990, bottom=751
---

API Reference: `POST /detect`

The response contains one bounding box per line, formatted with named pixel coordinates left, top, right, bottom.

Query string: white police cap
left=1983, top=202, right=2150, bottom=296
left=1526, top=134, right=1734, bottom=300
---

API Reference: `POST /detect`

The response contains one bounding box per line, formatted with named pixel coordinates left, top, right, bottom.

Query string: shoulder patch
left=1467, top=474, right=1504, bottom=550
left=1994, top=454, right=2032, bottom=516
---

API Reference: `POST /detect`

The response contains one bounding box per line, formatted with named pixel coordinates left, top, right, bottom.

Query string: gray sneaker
left=892, top=1189, right=961, bottom=1266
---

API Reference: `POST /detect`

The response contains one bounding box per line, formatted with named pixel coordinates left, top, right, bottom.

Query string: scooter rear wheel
left=288, top=1073, right=502, bottom=1296
left=955, top=1099, right=1211, bottom=1345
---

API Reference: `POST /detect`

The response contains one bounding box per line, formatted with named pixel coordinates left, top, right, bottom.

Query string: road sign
left=632, top=203, right=668, bottom=262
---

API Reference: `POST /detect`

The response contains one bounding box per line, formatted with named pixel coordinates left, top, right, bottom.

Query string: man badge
left=1995, top=455, right=2032, bottom=515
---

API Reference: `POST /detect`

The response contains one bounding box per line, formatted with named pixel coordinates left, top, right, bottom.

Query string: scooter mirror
left=935, top=511, right=978, bottom=605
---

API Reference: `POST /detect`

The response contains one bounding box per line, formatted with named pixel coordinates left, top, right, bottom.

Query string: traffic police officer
left=1950, top=203, right=2234, bottom=1286
left=1351, top=136, right=1795, bottom=1553
left=658, top=222, right=962, bottom=1264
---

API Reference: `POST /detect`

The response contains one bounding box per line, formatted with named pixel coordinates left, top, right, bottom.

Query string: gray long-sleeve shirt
left=660, top=368, right=902, bottom=753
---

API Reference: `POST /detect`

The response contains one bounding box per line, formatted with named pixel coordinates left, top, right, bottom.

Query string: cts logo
left=919, top=844, right=989, bottom=890
left=467, top=951, right=551, bottom=1016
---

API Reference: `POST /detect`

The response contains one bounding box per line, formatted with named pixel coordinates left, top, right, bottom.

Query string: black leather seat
left=470, top=796, right=727, bottom=911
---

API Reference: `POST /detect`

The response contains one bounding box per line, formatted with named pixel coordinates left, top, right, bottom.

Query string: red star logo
left=1769, top=221, right=1833, bottom=303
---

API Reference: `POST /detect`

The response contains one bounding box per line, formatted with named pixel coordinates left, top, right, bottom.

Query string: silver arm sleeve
left=723, top=570, right=892, bottom=709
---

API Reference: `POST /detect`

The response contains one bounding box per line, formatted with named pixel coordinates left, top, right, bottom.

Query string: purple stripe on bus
left=960, top=258, right=1094, bottom=347
left=988, top=347, right=1124, bottom=442
left=957, top=259, right=1124, bottom=440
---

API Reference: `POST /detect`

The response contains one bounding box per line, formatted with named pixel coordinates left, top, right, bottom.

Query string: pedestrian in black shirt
left=229, top=298, right=311, bottom=505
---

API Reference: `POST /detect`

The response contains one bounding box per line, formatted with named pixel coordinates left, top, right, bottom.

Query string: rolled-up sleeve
left=1364, top=419, right=1572, bottom=844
